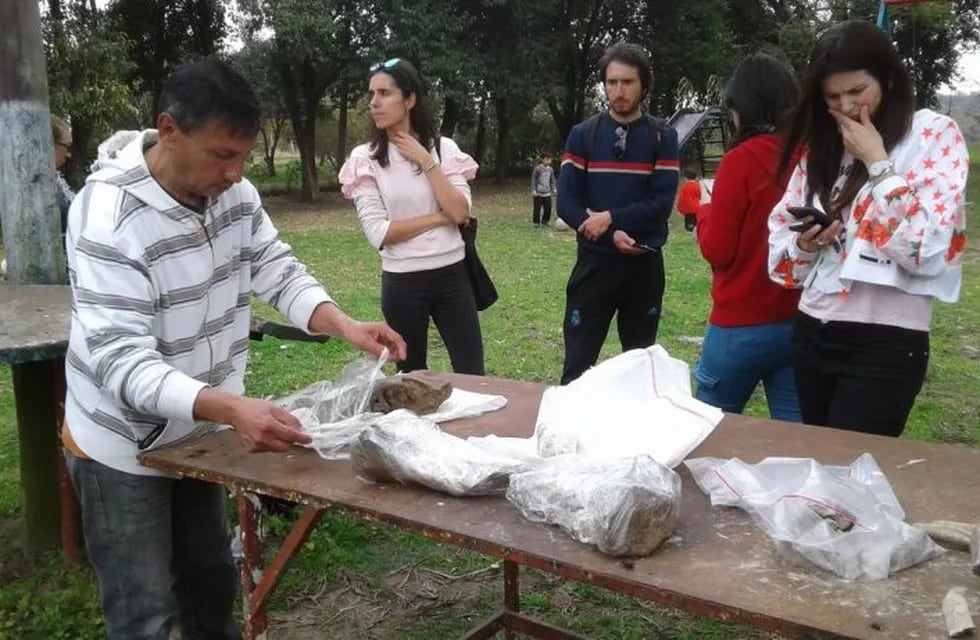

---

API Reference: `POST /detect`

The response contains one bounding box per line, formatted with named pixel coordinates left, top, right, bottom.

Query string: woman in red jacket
left=694, top=53, right=802, bottom=421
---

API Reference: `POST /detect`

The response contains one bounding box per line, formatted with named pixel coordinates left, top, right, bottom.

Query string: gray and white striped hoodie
left=64, top=130, right=332, bottom=475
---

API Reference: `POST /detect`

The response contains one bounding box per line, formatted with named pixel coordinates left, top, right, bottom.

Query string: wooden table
left=140, top=373, right=980, bottom=640
left=0, top=283, right=76, bottom=556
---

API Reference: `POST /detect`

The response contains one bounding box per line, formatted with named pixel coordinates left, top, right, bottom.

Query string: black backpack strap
left=581, top=112, right=602, bottom=165
left=645, top=114, right=662, bottom=164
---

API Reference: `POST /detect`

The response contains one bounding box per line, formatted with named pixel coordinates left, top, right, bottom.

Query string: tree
left=43, top=0, right=139, bottom=186
left=540, top=0, right=643, bottom=143
left=108, top=0, right=225, bottom=120
left=242, top=0, right=382, bottom=201
left=468, top=0, right=557, bottom=182
left=643, top=0, right=735, bottom=117
left=230, top=37, right=289, bottom=176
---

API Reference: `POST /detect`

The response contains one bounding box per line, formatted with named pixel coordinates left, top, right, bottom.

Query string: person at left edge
left=61, top=57, right=406, bottom=640
left=556, top=42, right=680, bottom=384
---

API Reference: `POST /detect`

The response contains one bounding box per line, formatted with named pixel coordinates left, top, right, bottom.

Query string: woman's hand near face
left=828, top=105, right=889, bottom=166
left=390, top=130, right=433, bottom=167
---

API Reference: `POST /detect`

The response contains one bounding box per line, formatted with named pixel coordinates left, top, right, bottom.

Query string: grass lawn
left=0, top=155, right=977, bottom=637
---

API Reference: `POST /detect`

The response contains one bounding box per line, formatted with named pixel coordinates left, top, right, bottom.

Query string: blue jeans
left=694, top=321, right=801, bottom=422
left=65, top=451, right=240, bottom=640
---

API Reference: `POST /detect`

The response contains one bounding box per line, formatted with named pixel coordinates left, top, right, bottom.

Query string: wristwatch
left=867, top=160, right=893, bottom=183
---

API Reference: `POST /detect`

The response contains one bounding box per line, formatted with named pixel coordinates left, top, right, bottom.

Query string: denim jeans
left=65, top=451, right=240, bottom=640
left=694, top=320, right=801, bottom=422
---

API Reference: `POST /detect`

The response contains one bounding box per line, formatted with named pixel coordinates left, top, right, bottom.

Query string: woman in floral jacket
left=768, top=21, right=969, bottom=437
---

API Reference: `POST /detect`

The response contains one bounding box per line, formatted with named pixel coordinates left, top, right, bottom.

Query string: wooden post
left=1, top=0, right=69, bottom=553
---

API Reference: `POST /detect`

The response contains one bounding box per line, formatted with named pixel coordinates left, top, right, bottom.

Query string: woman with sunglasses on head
left=339, top=58, right=485, bottom=374
left=693, top=53, right=802, bottom=422
left=768, top=20, right=969, bottom=437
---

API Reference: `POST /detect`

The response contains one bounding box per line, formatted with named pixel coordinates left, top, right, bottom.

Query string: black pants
left=793, top=311, right=929, bottom=437
left=532, top=196, right=552, bottom=225
left=682, top=213, right=696, bottom=232
left=561, top=248, right=666, bottom=384
left=381, top=261, right=485, bottom=375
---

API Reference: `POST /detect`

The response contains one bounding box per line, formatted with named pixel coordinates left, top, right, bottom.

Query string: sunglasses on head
left=613, top=126, right=628, bottom=160
left=370, top=57, right=401, bottom=73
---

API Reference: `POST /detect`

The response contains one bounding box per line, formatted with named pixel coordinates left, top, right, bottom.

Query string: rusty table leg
left=11, top=357, right=65, bottom=553
left=53, top=357, right=79, bottom=564
left=239, top=493, right=265, bottom=640
left=238, top=493, right=325, bottom=640
left=504, top=558, right=519, bottom=640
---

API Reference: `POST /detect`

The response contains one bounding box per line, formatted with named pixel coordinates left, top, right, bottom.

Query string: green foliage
left=107, top=0, right=226, bottom=114
left=43, top=5, right=139, bottom=186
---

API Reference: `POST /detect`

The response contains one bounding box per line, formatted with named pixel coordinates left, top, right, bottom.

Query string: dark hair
left=157, top=57, right=261, bottom=139
left=777, top=20, right=914, bottom=219
left=368, top=59, right=439, bottom=170
left=725, top=53, right=799, bottom=148
left=683, top=167, right=699, bottom=180
left=599, top=43, right=653, bottom=100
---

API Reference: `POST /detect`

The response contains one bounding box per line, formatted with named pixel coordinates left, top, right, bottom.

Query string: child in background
left=677, top=167, right=701, bottom=232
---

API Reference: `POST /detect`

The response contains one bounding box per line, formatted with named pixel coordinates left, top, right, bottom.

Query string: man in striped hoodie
left=557, top=43, right=680, bottom=384
left=62, top=58, right=406, bottom=639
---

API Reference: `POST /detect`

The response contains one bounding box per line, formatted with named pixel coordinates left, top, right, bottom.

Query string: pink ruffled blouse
left=339, top=137, right=479, bottom=273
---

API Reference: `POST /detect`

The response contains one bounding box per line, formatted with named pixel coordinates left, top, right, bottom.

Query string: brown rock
left=369, top=372, right=452, bottom=415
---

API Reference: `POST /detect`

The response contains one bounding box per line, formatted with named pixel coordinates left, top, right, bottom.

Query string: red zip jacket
left=696, top=134, right=800, bottom=326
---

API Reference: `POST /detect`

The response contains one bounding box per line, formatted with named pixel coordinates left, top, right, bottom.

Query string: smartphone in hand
left=787, top=206, right=832, bottom=232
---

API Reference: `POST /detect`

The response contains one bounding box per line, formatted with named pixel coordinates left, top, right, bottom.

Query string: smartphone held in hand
left=787, top=206, right=832, bottom=232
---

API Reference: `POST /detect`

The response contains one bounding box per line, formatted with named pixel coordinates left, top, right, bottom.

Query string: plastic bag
left=506, top=455, right=681, bottom=557
left=275, top=352, right=388, bottom=459
left=685, top=454, right=943, bottom=581
left=534, top=345, right=722, bottom=468
left=350, top=410, right=532, bottom=496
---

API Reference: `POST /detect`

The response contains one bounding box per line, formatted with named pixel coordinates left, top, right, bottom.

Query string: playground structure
left=668, top=75, right=730, bottom=179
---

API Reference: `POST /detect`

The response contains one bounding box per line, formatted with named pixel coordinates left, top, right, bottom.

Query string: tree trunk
left=493, top=95, right=509, bottom=184
left=0, top=0, right=68, bottom=557
left=66, top=118, right=94, bottom=189
left=261, top=128, right=276, bottom=176
left=474, top=96, right=487, bottom=166
left=337, top=92, right=349, bottom=166
left=440, top=96, right=460, bottom=138
left=297, top=121, right=317, bottom=201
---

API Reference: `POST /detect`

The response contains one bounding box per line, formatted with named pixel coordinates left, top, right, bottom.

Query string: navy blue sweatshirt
left=557, top=111, right=679, bottom=254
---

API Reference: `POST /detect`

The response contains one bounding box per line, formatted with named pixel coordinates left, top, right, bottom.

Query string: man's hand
left=612, top=230, right=648, bottom=256
left=195, top=388, right=312, bottom=453
left=230, top=396, right=312, bottom=453
left=308, top=303, right=407, bottom=361
left=342, top=319, right=408, bottom=362
left=578, top=209, right=612, bottom=241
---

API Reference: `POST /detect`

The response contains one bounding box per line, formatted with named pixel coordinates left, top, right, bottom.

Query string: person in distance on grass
left=531, top=152, right=557, bottom=227
left=556, top=42, right=680, bottom=384
left=62, top=57, right=406, bottom=639
left=768, top=20, right=969, bottom=437
left=693, top=53, right=802, bottom=422
left=339, top=57, right=485, bottom=375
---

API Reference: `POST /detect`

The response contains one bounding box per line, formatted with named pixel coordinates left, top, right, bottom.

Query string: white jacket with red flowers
left=768, top=109, right=968, bottom=304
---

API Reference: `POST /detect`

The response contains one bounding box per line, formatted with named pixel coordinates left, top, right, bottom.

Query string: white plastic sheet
left=685, top=454, right=943, bottom=580
left=506, top=455, right=681, bottom=557
left=277, top=352, right=507, bottom=460
left=350, top=410, right=531, bottom=496
left=534, top=345, right=722, bottom=468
